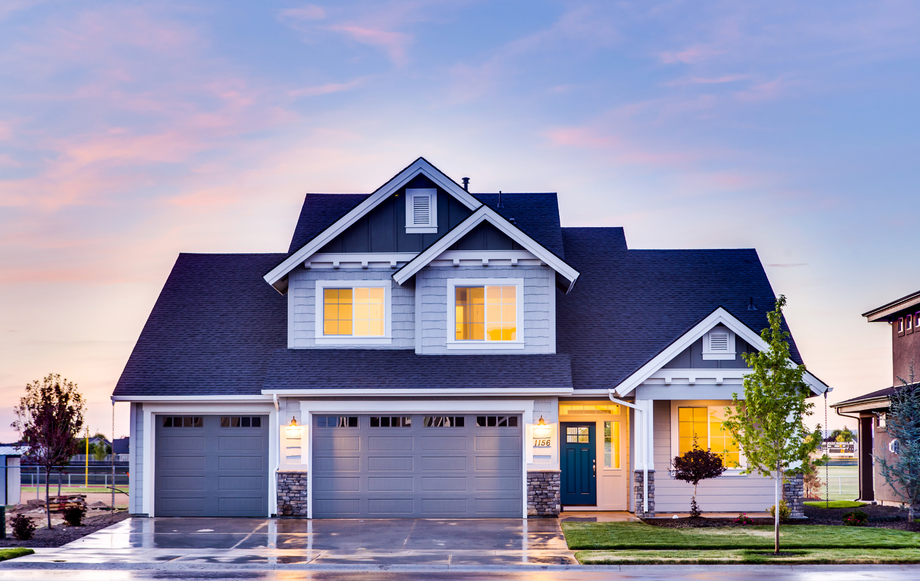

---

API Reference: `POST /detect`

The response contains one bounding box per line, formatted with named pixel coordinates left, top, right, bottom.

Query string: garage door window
left=220, top=416, right=262, bottom=428
left=370, top=416, right=411, bottom=427
left=423, top=416, right=465, bottom=427
left=316, top=416, right=358, bottom=428
left=476, top=416, right=518, bottom=427
left=162, top=416, right=203, bottom=428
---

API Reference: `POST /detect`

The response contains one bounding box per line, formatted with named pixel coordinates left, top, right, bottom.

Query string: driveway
left=4, top=517, right=577, bottom=568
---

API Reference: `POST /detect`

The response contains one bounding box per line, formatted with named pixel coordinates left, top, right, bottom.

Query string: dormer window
left=702, top=326, right=735, bottom=360
left=405, top=188, right=437, bottom=233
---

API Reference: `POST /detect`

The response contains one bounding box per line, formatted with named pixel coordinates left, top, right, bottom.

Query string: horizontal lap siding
left=418, top=265, right=554, bottom=354
left=288, top=269, right=414, bottom=349
left=652, top=400, right=775, bottom=513
left=130, top=403, right=143, bottom=514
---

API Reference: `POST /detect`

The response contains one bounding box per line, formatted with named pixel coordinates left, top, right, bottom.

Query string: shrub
left=843, top=509, right=869, bottom=526
left=767, top=500, right=791, bottom=522
left=11, top=514, right=36, bottom=540
left=62, top=505, right=86, bottom=527
left=734, top=512, right=755, bottom=525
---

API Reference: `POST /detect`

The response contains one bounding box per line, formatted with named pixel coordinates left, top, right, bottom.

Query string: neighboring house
left=832, top=290, right=920, bottom=504
left=112, top=157, right=828, bottom=519
left=0, top=445, right=21, bottom=506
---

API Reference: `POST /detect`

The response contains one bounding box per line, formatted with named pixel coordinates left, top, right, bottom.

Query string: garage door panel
left=155, top=415, right=268, bottom=517
left=314, top=414, right=521, bottom=518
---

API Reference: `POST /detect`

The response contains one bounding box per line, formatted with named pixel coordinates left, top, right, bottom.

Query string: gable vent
left=412, top=194, right=430, bottom=226
left=709, top=331, right=730, bottom=352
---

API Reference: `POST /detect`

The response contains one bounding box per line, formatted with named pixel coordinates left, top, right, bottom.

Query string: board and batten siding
left=288, top=268, right=415, bottom=349
left=416, top=265, right=555, bottom=355
left=129, top=402, right=143, bottom=514
left=652, top=399, right=775, bottom=513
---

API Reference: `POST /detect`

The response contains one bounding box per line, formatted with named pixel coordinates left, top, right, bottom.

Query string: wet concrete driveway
left=9, top=517, right=577, bottom=568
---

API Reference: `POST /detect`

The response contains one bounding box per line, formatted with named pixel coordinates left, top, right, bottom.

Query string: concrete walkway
left=4, top=517, right=577, bottom=569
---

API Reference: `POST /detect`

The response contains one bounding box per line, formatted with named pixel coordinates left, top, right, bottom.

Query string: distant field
left=816, top=465, right=858, bottom=501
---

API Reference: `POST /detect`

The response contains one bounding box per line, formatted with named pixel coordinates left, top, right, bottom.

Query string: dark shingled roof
left=556, top=227, right=802, bottom=391
left=286, top=192, right=564, bottom=258
left=113, top=253, right=288, bottom=396
left=831, top=384, right=920, bottom=408
left=263, top=350, right=572, bottom=391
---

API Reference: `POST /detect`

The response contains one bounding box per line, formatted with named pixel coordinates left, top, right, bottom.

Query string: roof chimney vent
left=497, top=190, right=503, bottom=208
left=462, top=177, right=470, bottom=191
left=747, top=297, right=757, bottom=311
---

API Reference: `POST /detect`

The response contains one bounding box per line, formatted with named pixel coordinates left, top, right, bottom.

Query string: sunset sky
left=1, top=1, right=918, bottom=440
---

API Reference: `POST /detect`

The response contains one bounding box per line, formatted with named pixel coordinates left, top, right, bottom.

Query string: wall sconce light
left=289, top=416, right=298, bottom=427
left=538, top=415, right=546, bottom=426
left=533, top=415, right=551, bottom=439
left=285, top=416, right=301, bottom=436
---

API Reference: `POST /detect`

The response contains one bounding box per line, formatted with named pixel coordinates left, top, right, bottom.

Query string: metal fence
left=19, top=464, right=129, bottom=491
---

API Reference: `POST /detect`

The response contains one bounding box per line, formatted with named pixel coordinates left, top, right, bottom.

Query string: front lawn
left=804, top=500, right=866, bottom=509
left=576, top=548, right=920, bottom=565
left=0, top=548, right=34, bottom=561
left=562, top=521, right=920, bottom=551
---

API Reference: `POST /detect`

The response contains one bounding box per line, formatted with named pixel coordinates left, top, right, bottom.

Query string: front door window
left=561, top=422, right=597, bottom=506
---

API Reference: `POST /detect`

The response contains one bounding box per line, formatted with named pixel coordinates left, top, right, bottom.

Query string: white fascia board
left=392, top=205, right=580, bottom=292
left=264, top=158, right=482, bottom=293
left=264, top=388, right=573, bottom=397
left=111, top=395, right=274, bottom=403
left=612, top=307, right=828, bottom=397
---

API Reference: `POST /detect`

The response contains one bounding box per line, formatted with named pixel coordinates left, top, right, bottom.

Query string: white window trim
left=702, top=326, right=736, bottom=360
left=669, top=400, right=746, bottom=476
left=314, top=280, right=392, bottom=345
left=405, top=188, right=437, bottom=234
left=446, top=278, right=525, bottom=350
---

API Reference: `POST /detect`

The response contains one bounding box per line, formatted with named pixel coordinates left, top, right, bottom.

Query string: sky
left=0, top=1, right=918, bottom=441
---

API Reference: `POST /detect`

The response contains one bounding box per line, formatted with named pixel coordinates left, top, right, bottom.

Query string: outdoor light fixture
left=533, top=415, right=551, bottom=441
left=285, top=416, right=301, bottom=437
left=289, top=416, right=298, bottom=427
left=538, top=415, right=546, bottom=426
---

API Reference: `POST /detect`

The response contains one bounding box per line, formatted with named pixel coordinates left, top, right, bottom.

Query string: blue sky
left=1, top=1, right=918, bottom=439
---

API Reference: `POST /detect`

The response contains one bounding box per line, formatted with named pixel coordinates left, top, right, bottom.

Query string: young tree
left=92, top=433, right=111, bottom=462
left=672, top=442, right=727, bottom=517
left=12, top=374, right=86, bottom=529
left=875, top=366, right=920, bottom=522
left=722, top=296, right=823, bottom=554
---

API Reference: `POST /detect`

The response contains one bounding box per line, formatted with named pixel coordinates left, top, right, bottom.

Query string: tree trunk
left=57, top=471, right=62, bottom=497
left=774, top=468, right=780, bottom=554
left=45, top=466, right=52, bottom=529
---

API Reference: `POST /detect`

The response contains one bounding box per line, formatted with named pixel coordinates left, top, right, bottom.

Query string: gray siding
left=652, top=400, right=776, bottom=513
left=416, top=265, right=555, bottom=355
left=288, top=268, right=415, bottom=349
left=663, top=328, right=755, bottom=369
left=129, top=403, right=143, bottom=514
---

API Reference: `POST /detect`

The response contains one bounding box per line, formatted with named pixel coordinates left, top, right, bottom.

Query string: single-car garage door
left=312, top=414, right=522, bottom=518
left=155, top=414, right=268, bottom=517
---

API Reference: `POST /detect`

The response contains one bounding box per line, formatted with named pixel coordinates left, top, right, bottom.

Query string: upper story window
left=898, top=317, right=905, bottom=335
left=702, top=326, right=735, bottom=360
left=446, top=279, right=525, bottom=349
left=315, top=281, right=391, bottom=344
left=405, top=188, right=437, bottom=234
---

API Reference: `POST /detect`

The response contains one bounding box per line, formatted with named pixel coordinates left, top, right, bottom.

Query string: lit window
left=455, top=286, right=516, bottom=341
left=566, top=426, right=590, bottom=443
left=677, top=406, right=741, bottom=468
left=604, top=421, right=620, bottom=469
left=323, top=287, right=384, bottom=336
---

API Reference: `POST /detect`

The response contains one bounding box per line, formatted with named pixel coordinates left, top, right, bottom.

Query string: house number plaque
left=532, top=438, right=552, bottom=447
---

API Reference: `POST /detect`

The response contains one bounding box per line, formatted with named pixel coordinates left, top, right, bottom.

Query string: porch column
left=633, top=399, right=655, bottom=517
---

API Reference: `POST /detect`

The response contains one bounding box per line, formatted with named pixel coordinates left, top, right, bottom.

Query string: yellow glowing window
left=709, top=408, right=741, bottom=468
left=677, top=406, right=741, bottom=467
left=323, top=287, right=384, bottom=336
left=677, top=406, right=708, bottom=456
left=604, top=421, right=620, bottom=469
left=455, top=286, right=516, bottom=341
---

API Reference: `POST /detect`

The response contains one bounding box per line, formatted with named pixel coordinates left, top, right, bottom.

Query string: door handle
left=592, top=458, right=596, bottom=477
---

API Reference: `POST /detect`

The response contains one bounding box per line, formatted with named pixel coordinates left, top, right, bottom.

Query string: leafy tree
left=722, top=296, right=823, bottom=554
left=875, top=365, right=920, bottom=522
left=802, top=458, right=823, bottom=499
left=672, top=442, right=727, bottom=517
left=92, top=433, right=112, bottom=462
left=830, top=428, right=856, bottom=443
left=12, top=373, right=86, bottom=529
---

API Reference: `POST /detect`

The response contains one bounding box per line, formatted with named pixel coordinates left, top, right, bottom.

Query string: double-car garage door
left=313, top=414, right=523, bottom=518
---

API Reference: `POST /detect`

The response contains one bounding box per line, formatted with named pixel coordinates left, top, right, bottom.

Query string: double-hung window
left=674, top=404, right=742, bottom=469
left=315, top=281, right=390, bottom=344
left=447, top=279, right=524, bottom=349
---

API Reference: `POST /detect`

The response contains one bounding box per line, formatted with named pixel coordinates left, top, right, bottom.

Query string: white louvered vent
left=412, top=194, right=430, bottom=226
left=709, top=331, right=730, bottom=352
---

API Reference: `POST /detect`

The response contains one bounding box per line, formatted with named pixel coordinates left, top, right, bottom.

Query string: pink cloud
left=327, top=24, right=411, bottom=66
left=289, top=77, right=367, bottom=98
left=734, top=78, right=787, bottom=102
left=279, top=5, right=326, bottom=21
left=665, top=74, right=749, bottom=87
left=660, top=44, right=725, bottom=64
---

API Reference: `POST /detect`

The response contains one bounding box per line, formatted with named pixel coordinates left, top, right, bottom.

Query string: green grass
left=575, top=548, right=920, bottom=565
left=0, top=549, right=34, bottom=562
left=562, top=522, right=920, bottom=551
left=820, top=465, right=859, bottom=501
left=805, top=500, right=867, bottom=509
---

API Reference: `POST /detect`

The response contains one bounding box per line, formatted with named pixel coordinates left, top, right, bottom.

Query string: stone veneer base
left=527, top=470, right=561, bottom=517
left=634, top=469, right=655, bottom=517
left=783, top=471, right=805, bottom=519
left=277, top=470, right=308, bottom=517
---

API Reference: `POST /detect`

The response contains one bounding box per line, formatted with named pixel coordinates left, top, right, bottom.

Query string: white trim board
left=612, top=307, right=828, bottom=397
left=392, top=205, right=580, bottom=293
left=264, top=158, right=481, bottom=293
left=264, top=388, right=573, bottom=397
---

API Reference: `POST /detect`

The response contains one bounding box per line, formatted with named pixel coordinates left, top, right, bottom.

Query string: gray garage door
left=155, top=414, right=268, bottom=517
left=312, top=414, right=522, bottom=518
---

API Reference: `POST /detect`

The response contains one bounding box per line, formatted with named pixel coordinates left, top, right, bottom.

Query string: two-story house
left=832, top=290, right=920, bottom=504
left=112, top=158, right=827, bottom=519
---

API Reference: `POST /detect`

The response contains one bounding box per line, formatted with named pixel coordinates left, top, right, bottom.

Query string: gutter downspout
left=609, top=393, right=648, bottom=515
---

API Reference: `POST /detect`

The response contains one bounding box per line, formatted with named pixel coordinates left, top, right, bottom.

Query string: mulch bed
left=0, top=510, right=130, bottom=548
left=642, top=503, right=920, bottom=532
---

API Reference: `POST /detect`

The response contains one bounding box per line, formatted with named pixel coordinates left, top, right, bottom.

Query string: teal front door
left=561, top=423, right=596, bottom=506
